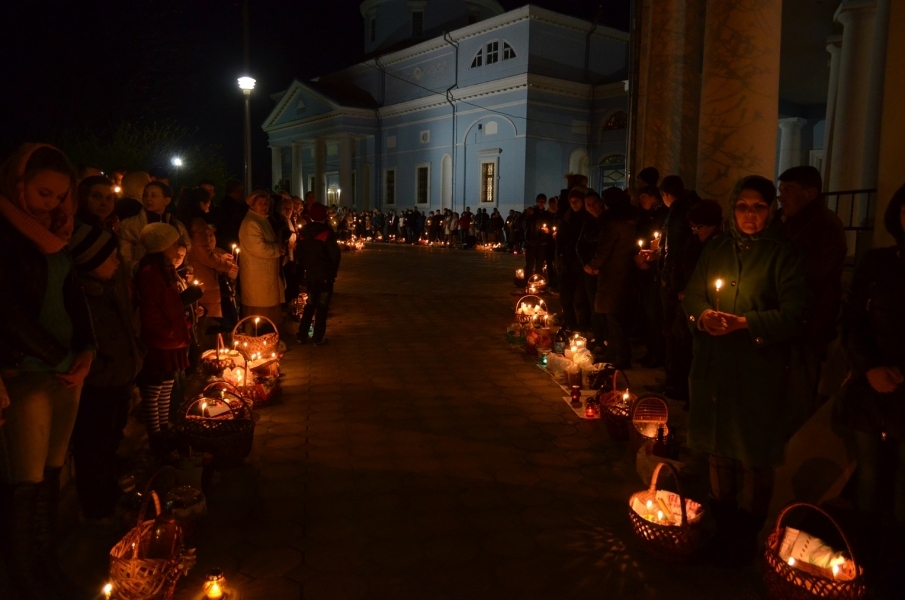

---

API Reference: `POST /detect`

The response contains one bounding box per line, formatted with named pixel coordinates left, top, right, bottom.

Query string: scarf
left=0, top=143, right=75, bottom=255
left=726, top=175, right=778, bottom=246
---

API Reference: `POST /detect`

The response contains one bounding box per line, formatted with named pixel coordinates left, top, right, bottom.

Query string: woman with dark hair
left=682, top=175, right=807, bottom=564
left=0, top=144, right=95, bottom=597
left=843, top=183, right=905, bottom=549
left=76, top=175, right=120, bottom=232
left=176, top=186, right=214, bottom=227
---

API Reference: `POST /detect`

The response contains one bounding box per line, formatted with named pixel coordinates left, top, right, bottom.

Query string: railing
left=822, top=189, right=876, bottom=262
left=822, top=189, right=876, bottom=231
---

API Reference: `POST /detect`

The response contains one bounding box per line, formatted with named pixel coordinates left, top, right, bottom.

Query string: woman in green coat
left=681, top=175, right=807, bottom=562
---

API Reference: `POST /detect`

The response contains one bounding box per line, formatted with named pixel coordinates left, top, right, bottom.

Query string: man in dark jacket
left=557, top=190, right=588, bottom=330
left=777, top=166, right=847, bottom=426
left=653, top=175, right=693, bottom=395
left=296, top=202, right=341, bottom=346
left=584, top=187, right=638, bottom=368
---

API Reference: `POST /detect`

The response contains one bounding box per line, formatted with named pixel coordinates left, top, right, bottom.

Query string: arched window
left=503, top=42, right=516, bottom=60
left=603, top=111, right=628, bottom=131
left=471, top=48, right=483, bottom=68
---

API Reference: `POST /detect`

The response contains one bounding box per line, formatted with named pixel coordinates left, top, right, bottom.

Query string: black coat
left=843, top=245, right=905, bottom=439
left=81, top=275, right=145, bottom=387
left=660, top=195, right=692, bottom=291
left=0, top=218, right=96, bottom=370
left=774, top=200, right=847, bottom=346
left=556, top=208, right=586, bottom=265
left=589, top=208, right=639, bottom=313
left=297, top=222, right=341, bottom=282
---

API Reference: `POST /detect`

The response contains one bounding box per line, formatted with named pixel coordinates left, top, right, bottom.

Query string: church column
left=271, top=146, right=283, bottom=192
left=828, top=0, right=879, bottom=192
left=314, top=137, right=326, bottom=202
left=777, top=118, right=807, bottom=174
left=339, top=137, right=353, bottom=207
left=290, top=143, right=303, bottom=197
left=636, top=0, right=704, bottom=186
left=696, top=0, right=782, bottom=206
left=821, top=35, right=843, bottom=185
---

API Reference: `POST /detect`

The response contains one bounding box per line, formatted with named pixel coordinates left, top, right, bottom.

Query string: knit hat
left=68, top=223, right=118, bottom=272
left=140, top=222, right=180, bottom=253
left=308, top=202, right=327, bottom=222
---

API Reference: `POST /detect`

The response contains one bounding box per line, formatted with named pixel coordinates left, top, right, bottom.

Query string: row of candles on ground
left=101, top=569, right=227, bottom=599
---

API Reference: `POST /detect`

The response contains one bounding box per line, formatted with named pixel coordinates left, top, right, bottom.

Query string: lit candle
left=832, top=564, right=839, bottom=578
left=657, top=509, right=664, bottom=523
left=622, top=391, right=629, bottom=404
left=653, top=231, right=660, bottom=240
left=788, top=557, right=796, bottom=567
left=715, top=279, right=723, bottom=312
left=638, top=239, right=644, bottom=250
left=254, top=316, right=260, bottom=336
left=103, top=583, right=113, bottom=599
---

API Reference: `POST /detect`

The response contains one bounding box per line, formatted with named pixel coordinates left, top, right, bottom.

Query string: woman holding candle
left=188, top=218, right=238, bottom=349
left=238, top=191, right=285, bottom=325
left=682, top=176, right=806, bottom=564
left=0, top=144, right=97, bottom=597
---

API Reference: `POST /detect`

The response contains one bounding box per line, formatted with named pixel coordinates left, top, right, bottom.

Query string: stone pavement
left=170, top=244, right=766, bottom=599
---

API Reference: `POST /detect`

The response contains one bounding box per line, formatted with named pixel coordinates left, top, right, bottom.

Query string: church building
left=263, top=0, right=630, bottom=214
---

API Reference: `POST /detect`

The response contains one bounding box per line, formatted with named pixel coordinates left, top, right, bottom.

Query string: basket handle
left=648, top=462, right=688, bottom=527
left=183, top=393, right=243, bottom=420
left=612, top=369, right=630, bottom=394
left=515, top=294, right=546, bottom=310
left=203, top=381, right=241, bottom=397
left=135, top=466, right=178, bottom=527
left=770, top=501, right=861, bottom=580
left=231, top=314, right=279, bottom=340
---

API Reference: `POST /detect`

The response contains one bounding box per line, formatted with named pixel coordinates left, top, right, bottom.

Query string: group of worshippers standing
left=0, top=143, right=340, bottom=598
left=537, top=167, right=905, bottom=570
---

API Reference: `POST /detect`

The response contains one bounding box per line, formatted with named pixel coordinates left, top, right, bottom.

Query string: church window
left=416, top=165, right=430, bottom=204
left=486, top=41, right=499, bottom=64
left=503, top=42, right=516, bottom=60
left=471, top=48, right=483, bottom=68
left=385, top=169, right=396, bottom=204
left=604, top=111, right=628, bottom=131
left=480, top=162, right=495, bottom=203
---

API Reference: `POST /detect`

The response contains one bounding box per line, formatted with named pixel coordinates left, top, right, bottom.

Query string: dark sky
left=3, top=0, right=628, bottom=184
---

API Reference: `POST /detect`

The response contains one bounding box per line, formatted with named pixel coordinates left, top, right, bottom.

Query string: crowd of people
left=536, top=166, right=905, bottom=577
left=0, top=138, right=903, bottom=595
left=0, top=144, right=340, bottom=598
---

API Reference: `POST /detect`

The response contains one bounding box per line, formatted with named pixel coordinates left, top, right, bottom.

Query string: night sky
left=3, top=0, right=629, bottom=184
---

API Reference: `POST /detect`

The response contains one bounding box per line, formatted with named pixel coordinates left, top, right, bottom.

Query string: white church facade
left=263, top=1, right=630, bottom=215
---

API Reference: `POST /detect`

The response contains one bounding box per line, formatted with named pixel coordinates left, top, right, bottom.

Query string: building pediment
left=262, top=80, right=378, bottom=133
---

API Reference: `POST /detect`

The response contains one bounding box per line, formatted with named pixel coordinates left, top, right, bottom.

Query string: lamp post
left=238, top=76, right=256, bottom=194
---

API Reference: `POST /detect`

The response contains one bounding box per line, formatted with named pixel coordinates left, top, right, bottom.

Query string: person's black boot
left=35, top=467, right=85, bottom=597
left=8, top=482, right=58, bottom=599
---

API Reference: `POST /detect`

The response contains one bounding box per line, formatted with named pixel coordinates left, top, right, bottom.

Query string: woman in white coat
left=238, top=191, right=285, bottom=324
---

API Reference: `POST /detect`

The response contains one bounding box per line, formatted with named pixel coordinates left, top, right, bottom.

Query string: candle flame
left=638, top=239, right=644, bottom=248
left=103, top=583, right=113, bottom=596
left=657, top=510, right=664, bottom=521
left=715, top=279, right=723, bottom=291
left=788, top=557, right=796, bottom=567
left=654, top=231, right=660, bottom=239
left=832, top=564, right=839, bottom=576
left=646, top=500, right=653, bottom=509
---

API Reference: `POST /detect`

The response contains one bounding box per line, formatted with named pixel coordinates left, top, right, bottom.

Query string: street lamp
left=171, top=157, right=183, bottom=167
left=238, top=76, right=256, bottom=194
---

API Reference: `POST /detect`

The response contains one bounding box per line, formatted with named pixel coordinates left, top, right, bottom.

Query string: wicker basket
left=199, top=382, right=254, bottom=417
left=199, top=334, right=237, bottom=378
left=629, top=393, right=669, bottom=453
left=598, top=370, right=635, bottom=441
left=526, top=273, right=547, bottom=294
left=109, top=468, right=194, bottom=600
left=764, top=503, right=867, bottom=600
left=515, top=294, right=548, bottom=326
left=231, top=315, right=279, bottom=356
left=174, top=392, right=255, bottom=468
left=627, top=462, right=705, bottom=562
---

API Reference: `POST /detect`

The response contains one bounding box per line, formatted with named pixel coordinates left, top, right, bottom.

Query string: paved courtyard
left=161, top=243, right=764, bottom=600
